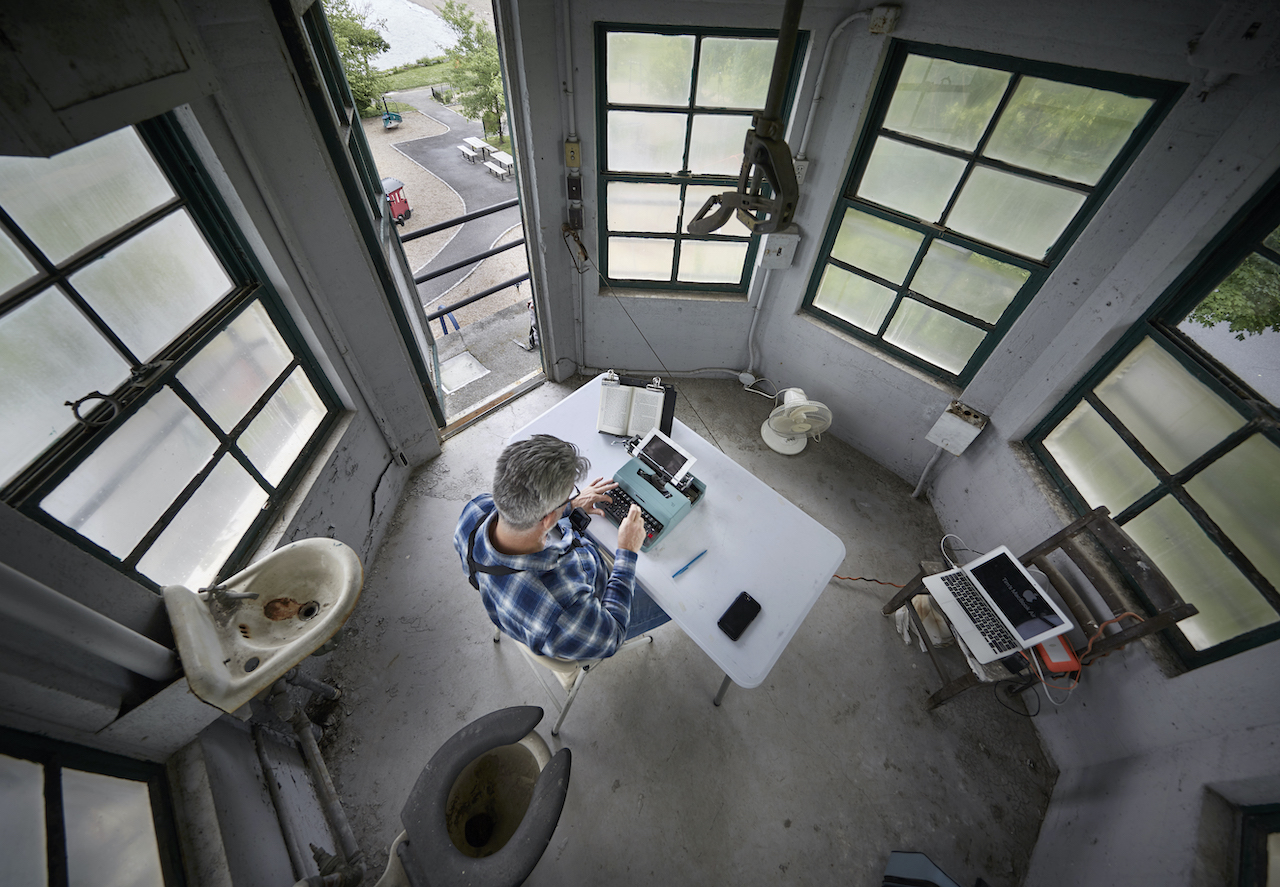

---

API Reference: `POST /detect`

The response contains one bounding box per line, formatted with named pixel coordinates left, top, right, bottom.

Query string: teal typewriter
left=597, top=428, right=705, bottom=552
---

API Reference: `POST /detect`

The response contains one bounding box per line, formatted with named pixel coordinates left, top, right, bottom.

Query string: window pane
left=857, top=137, right=967, bottom=222
left=682, top=186, right=752, bottom=236
left=607, top=111, right=688, bottom=173
left=883, top=299, right=984, bottom=374
left=0, top=128, right=175, bottom=266
left=179, top=302, right=295, bottom=432
left=138, top=455, right=268, bottom=588
left=608, top=237, right=674, bottom=280
left=678, top=240, right=749, bottom=283
left=688, top=114, right=752, bottom=175
left=1185, top=434, right=1280, bottom=591
left=606, top=32, right=694, bottom=107
left=1124, top=497, right=1276, bottom=650
left=0, top=227, right=37, bottom=294
left=1, top=288, right=130, bottom=485
left=607, top=182, right=682, bottom=234
left=62, top=768, right=164, bottom=887
left=0, top=754, right=47, bottom=887
left=695, top=38, right=776, bottom=109
left=831, top=209, right=923, bottom=284
left=812, top=265, right=896, bottom=333
left=1178, top=252, right=1280, bottom=404
left=947, top=166, right=1086, bottom=259
left=1043, top=401, right=1158, bottom=514
left=1095, top=338, right=1247, bottom=473
left=984, top=78, right=1153, bottom=186
left=42, top=387, right=219, bottom=558
left=912, top=241, right=1030, bottom=323
left=241, top=367, right=326, bottom=486
left=70, top=210, right=233, bottom=361
left=883, top=55, right=1010, bottom=151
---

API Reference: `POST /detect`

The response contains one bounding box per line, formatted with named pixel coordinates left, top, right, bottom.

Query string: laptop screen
left=969, top=552, right=1064, bottom=641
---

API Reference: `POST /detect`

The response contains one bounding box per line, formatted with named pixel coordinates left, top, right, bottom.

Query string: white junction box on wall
left=758, top=224, right=801, bottom=268
left=926, top=401, right=989, bottom=455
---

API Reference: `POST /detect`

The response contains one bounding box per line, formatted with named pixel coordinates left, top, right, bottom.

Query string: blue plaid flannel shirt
left=454, top=493, right=637, bottom=660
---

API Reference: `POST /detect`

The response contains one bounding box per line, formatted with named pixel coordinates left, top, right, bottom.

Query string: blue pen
left=672, top=549, right=708, bottom=578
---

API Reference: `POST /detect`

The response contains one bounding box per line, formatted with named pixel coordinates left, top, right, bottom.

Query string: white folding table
left=509, top=374, right=846, bottom=703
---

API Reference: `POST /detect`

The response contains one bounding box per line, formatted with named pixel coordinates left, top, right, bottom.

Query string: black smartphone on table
left=718, top=592, right=761, bottom=641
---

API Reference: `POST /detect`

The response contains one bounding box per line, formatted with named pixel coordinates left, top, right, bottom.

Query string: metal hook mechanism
left=65, top=392, right=122, bottom=427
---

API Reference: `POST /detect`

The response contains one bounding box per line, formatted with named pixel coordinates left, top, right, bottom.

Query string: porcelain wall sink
left=163, top=538, right=363, bottom=713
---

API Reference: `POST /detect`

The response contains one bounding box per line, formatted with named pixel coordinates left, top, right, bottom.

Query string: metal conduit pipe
left=285, top=668, right=341, bottom=700
left=0, top=561, right=178, bottom=682
left=253, top=724, right=312, bottom=879
left=795, top=7, right=874, bottom=159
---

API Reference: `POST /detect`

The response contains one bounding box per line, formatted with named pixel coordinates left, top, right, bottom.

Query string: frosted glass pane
left=1, top=288, right=130, bottom=485
left=830, top=209, right=923, bottom=284
left=607, top=111, right=688, bottom=173
left=1267, top=833, right=1280, bottom=887
left=1095, top=338, right=1247, bottom=473
left=678, top=240, right=748, bottom=283
left=857, top=137, right=967, bottom=222
left=1125, top=498, right=1276, bottom=650
left=43, top=387, right=219, bottom=558
left=138, top=456, right=269, bottom=588
left=1185, top=434, right=1280, bottom=591
left=0, top=128, right=175, bottom=265
left=883, top=299, right=984, bottom=374
left=682, top=186, right=752, bottom=237
left=609, top=237, right=674, bottom=281
left=607, top=32, right=694, bottom=106
left=813, top=265, right=896, bottom=333
left=63, top=768, right=164, bottom=887
left=696, top=38, right=775, bottom=109
left=984, top=78, right=1152, bottom=186
left=1178, top=252, right=1280, bottom=404
left=241, top=367, right=326, bottom=485
left=947, top=166, right=1086, bottom=259
left=607, top=182, right=682, bottom=234
left=0, top=227, right=37, bottom=294
left=688, top=114, right=752, bottom=175
left=71, top=210, right=232, bottom=361
left=884, top=55, right=1010, bottom=151
left=1043, top=401, right=1158, bottom=514
left=0, top=754, right=47, bottom=887
left=179, top=302, right=293, bottom=432
left=911, top=241, right=1030, bottom=323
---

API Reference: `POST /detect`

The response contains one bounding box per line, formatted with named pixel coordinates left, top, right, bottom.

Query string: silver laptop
left=923, top=545, right=1072, bottom=664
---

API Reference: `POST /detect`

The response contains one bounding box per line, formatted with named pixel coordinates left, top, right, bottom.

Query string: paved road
left=389, top=88, right=521, bottom=307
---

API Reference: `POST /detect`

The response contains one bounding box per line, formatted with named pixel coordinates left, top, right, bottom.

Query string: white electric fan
left=761, top=388, right=833, bottom=454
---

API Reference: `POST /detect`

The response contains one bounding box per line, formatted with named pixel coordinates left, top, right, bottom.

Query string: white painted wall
left=499, top=0, right=1280, bottom=882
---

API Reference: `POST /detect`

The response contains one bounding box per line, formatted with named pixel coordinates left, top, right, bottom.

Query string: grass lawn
left=380, top=61, right=452, bottom=92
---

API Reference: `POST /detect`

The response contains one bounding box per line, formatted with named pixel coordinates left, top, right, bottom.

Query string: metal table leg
left=713, top=673, right=733, bottom=706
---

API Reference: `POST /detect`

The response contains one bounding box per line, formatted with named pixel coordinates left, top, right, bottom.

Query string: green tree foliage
left=439, top=0, right=505, bottom=139
left=323, top=0, right=390, bottom=112
left=1187, top=252, right=1280, bottom=340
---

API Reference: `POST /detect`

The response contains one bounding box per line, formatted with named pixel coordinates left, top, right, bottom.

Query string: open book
left=597, top=372, right=675, bottom=437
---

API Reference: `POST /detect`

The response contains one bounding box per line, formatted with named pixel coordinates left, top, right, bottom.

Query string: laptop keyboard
left=598, top=487, right=662, bottom=549
left=942, top=571, right=1019, bottom=654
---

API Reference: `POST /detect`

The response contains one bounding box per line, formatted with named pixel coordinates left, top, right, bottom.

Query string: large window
left=596, top=25, right=805, bottom=292
left=803, top=43, right=1179, bottom=384
left=1030, top=174, right=1280, bottom=668
left=0, top=118, right=339, bottom=591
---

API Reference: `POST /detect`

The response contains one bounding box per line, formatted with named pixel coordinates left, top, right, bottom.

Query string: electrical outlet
left=793, top=158, right=809, bottom=185
left=568, top=204, right=584, bottom=230
left=566, top=175, right=582, bottom=200
left=564, top=139, right=581, bottom=169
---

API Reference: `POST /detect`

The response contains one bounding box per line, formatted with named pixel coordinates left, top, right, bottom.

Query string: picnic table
left=463, top=137, right=494, bottom=160
left=490, top=150, right=514, bottom=174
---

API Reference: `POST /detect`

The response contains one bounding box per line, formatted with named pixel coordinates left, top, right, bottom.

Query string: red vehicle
left=381, top=177, right=412, bottom=226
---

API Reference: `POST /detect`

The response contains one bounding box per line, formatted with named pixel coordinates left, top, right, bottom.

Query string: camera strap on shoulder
left=466, top=512, right=584, bottom=590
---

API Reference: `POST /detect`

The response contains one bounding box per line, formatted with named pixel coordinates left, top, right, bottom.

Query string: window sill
left=598, top=286, right=747, bottom=304
left=798, top=313, right=963, bottom=398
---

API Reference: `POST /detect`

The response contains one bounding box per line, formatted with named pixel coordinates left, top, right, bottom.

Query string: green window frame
left=0, top=115, right=341, bottom=592
left=802, top=42, right=1181, bottom=384
left=1029, top=170, right=1280, bottom=669
left=0, top=726, right=186, bottom=886
left=595, top=23, right=806, bottom=293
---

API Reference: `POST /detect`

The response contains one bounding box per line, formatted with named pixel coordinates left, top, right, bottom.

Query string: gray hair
left=492, top=434, right=590, bottom=531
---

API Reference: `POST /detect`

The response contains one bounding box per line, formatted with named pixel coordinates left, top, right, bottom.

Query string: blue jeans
left=625, top=585, right=671, bottom=639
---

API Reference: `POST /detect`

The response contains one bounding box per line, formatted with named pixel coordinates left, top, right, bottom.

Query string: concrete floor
left=317, top=376, right=1057, bottom=887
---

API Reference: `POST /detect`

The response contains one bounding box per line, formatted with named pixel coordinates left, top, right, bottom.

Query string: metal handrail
left=415, top=238, right=525, bottom=284
left=399, top=197, right=519, bottom=243
left=426, top=274, right=530, bottom=321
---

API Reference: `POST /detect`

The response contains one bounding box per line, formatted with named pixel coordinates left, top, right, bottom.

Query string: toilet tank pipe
left=0, top=561, right=178, bottom=682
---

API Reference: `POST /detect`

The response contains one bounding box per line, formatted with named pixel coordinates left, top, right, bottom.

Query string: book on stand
left=597, top=371, right=675, bottom=437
